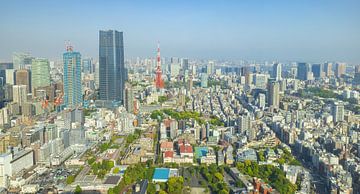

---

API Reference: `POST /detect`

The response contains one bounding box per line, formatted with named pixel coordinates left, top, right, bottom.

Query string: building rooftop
left=152, top=168, right=170, bottom=182
left=104, top=176, right=121, bottom=185
left=194, top=147, right=208, bottom=159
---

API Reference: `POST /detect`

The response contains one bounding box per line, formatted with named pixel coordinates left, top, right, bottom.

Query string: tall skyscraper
left=311, top=64, right=323, bottom=78
left=12, top=52, right=32, bottom=70
left=355, top=65, right=360, bottom=74
left=15, top=69, right=31, bottom=93
left=297, top=63, right=312, bottom=81
left=181, top=58, right=189, bottom=71
left=99, top=30, right=125, bottom=103
left=201, top=73, right=208, bottom=88
left=323, top=62, right=333, bottom=77
left=5, top=69, right=15, bottom=85
left=170, top=62, right=180, bottom=77
left=238, top=115, right=251, bottom=133
left=335, top=63, right=346, bottom=78
left=31, top=58, right=50, bottom=94
left=332, top=101, right=344, bottom=124
left=267, top=80, right=280, bottom=108
left=63, top=46, right=82, bottom=108
left=254, top=74, right=268, bottom=89
left=257, top=93, right=266, bottom=109
left=82, top=58, right=94, bottom=74
left=124, top=84, right=134, bottom=113
left=188, top=74, right=193, bottom=95
left=12, top=85, right=27, bottom=106
left=207, top=61, right=215, bottom=75
left=272, top=63, right=282, bottom=81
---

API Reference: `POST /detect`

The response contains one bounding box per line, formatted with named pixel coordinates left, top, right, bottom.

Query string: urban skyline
left=1, top=1, right=360, bottom=194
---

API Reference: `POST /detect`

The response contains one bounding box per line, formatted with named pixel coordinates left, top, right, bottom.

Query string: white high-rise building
left=207, top=61, right=215, bottom=75
left=238, top=115, right=251, bottom=133
left=254, top=74, right=268, bottom=89
left=0, top=153, right=12, bottom=188
left=258, top=93, right=266, bottom=109
left=12, top=85, right=27, bottom=106
left=332, top=101, right=344, bottom=124
left=5, top=69, right=15, bottom=85
left=170, top=62, right=180, bottom=77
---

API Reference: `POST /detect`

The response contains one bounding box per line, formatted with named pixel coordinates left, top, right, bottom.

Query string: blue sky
left=1, top=0, right=360, bottom=63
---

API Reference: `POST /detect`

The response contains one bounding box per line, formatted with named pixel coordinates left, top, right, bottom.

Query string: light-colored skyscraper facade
left=258, top=93, right=266, bottom=109
left=254, top=74, right=268, bottom=89
left=324, top=62, right=333, bottom=77
left=63, top=49, right=82, bottom=108
left=207, top=61, right=215, bottom=75
left=335, top=63, right=346, bottom=78
left=332, top=101, right=344, bottom=124
left=272, top=63, right=282, bottom=81
left=99, top=30, right=125, bottom=103
left=31, top=58, right=50, bottom=94
left=12, top=85, right=27, bottom=106
left=12, top=52, right=32, bottom=70
left=5, top=69, right=15, bottom=85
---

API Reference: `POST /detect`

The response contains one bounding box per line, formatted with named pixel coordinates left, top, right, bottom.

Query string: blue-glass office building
left=99, top=30, right=125, bottom=104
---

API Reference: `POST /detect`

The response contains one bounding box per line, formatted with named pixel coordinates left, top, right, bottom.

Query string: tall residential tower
left=63, top=45, right=82, bottom=108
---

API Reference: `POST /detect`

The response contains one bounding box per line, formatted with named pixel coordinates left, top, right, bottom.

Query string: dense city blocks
left=1, top=1, right=360, bottom=194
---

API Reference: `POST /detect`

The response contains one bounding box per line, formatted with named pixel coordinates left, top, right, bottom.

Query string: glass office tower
left=99, top=30, right=125, bottom=104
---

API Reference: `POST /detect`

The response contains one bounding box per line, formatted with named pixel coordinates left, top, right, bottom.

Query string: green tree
left=75, top=185, right=82, bottom=194
left=158, top=190, right=167, bottom=194
left=66, top=175, right=75, bottom=184
left=167, top=177, right=184, bottom=194
left=147, top=183, right=156, bottom=194
left=214, top=172, right=224, bottom=182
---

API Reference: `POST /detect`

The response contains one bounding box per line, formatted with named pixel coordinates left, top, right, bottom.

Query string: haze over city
left=1, top=1, right=360, bottom=194
left=1, top=0, right=360, bottom=63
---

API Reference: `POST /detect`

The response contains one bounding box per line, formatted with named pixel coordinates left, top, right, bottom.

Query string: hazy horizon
left=1, top=0, right=360, bottom=64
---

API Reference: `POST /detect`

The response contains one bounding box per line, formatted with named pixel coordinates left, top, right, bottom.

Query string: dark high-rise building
left=267, top=80, right=280, bottom=109
left=15, top=69, right=31, bottom=93
left=355, top=65, right=360, bottom=74
left=124, top=84, right=134, bottom=113
left=297, top=63, right=311, bottom=81
left=99, top=30, right=125, bottom=103
left=311, top=64, right=323, bottom=78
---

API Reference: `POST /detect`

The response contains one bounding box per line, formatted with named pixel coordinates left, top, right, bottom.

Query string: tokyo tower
left=155, top=43, right=164, bottom=89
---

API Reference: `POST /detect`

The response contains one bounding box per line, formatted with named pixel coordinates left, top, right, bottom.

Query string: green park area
left=236, top=161, right=297, bottom=194
left=150, top=109, right=223, bottom=126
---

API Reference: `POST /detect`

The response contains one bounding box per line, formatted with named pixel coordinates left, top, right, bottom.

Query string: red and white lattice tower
left=155, top=42, right=164, bottom=89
